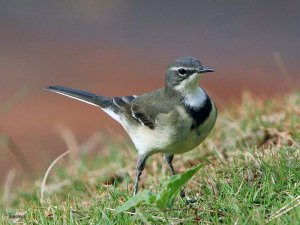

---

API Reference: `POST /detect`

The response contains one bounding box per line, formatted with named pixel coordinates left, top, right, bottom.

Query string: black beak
left=199, top=66, right=215, bottom=73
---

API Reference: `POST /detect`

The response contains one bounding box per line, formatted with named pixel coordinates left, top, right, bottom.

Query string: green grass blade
left=155, top=163, right=204, bottom=209
left=116, top=190, right=156, bottom=213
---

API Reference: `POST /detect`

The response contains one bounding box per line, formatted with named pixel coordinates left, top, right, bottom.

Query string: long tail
left=46, top=86, right=113, bottom=108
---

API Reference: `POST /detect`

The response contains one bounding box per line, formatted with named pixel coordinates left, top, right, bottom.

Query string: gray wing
left=127, top=89, right=175, bottom=130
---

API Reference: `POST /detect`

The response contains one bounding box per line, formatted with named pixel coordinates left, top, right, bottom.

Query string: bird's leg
left=164, top=154, right=196, bottom=203
left=133, top=154, right=148, bottom=195
left=164, top=154, right=176, bottom=175
left=164, top=154, right=186, bottom=198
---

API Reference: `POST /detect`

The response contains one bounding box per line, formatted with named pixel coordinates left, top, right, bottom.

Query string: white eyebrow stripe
left=168, top=66, right=198, bottom=71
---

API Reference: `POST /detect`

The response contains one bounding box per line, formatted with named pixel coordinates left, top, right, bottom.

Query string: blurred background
left=0, top=1, right=299, bottom=183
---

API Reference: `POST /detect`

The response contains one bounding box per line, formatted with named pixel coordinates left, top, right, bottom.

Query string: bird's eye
left=178, top=68, right=186, bottom=76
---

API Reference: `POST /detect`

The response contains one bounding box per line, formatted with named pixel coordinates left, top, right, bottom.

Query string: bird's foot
left=185, top=197, right=197, bottom=205
left=180, top=190, right=197, bottom=205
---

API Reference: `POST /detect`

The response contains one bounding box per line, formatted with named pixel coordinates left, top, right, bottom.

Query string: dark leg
left=164, top=154, right=197, bottom=204
left=164, top=154, right=186, bottom=199
left=133, top=154, right=148, bottom=195
left=164, top=154, right=176, bottom=175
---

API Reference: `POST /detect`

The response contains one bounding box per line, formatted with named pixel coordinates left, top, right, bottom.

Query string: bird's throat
left=174, top=73, right=201, bottom=93
left=182, top=87, right=207, bottom=109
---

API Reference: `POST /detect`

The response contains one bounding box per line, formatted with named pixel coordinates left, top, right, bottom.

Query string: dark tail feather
left=46, top=86, right=112, bottom=108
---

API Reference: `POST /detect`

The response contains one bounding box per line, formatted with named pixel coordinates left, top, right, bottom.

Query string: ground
left=1, top=92, right=300, bottom=224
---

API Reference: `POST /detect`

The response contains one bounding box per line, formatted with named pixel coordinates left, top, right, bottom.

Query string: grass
left=1, top=91, right=300, bottom=224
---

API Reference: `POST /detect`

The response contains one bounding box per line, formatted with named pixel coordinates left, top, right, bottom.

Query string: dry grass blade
left=266, top=195, right=300, bottom=223
left=42, top=180, right=72, bottom=195
left=40, top=150, right=70, bottom=204
left=56, top=125, right=79, bottom=162
left=235, top=179, right=244, bottom=197
left=233, top=218, right=239, bottom=225
left=0, top=134, right=34, bottom=176
left=80, top=132, right=102, bottom=154
left=2, top=169, right=16, bottom=207
left=0, top=85, right=29, bottom=116
left=272, top=51, right=295, bottom=90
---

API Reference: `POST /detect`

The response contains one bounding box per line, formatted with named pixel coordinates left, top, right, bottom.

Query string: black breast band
left=184, top=94, right=212, bottom=130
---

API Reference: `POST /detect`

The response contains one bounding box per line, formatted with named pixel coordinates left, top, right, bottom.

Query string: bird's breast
left=183, top=93, right=213, bottom=130
left=125, top=100, right=217, bottom=156
left=166, top=100, right=217, bottom=154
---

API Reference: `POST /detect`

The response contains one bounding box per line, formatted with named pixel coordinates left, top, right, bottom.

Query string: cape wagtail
left=46, top=57, right=217, bottom=197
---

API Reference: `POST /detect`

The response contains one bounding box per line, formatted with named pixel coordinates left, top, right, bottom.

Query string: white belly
left=124, top=103, right=217, bottom=156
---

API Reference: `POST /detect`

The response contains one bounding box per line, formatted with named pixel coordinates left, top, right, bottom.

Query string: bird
left=46, top=57, right=217, bottom=199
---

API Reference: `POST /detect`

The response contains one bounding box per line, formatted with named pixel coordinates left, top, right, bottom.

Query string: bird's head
left=165, top=57, right=214, bottom=92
